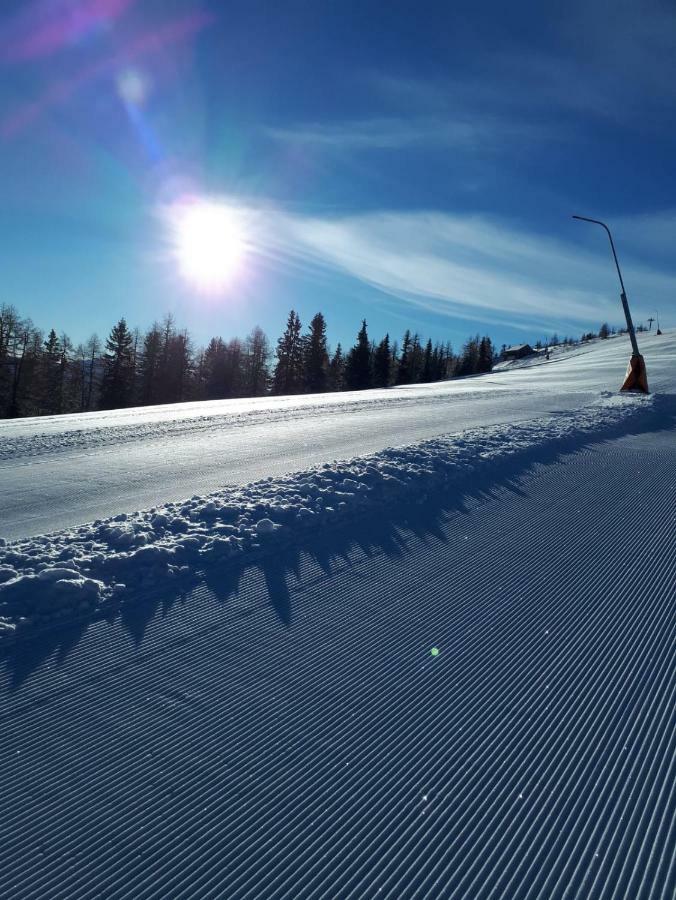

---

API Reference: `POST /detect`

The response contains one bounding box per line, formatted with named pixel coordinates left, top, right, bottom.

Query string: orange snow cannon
left=620, top=354, right=649, bottom=394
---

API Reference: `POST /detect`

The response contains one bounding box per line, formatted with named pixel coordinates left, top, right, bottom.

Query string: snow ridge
left=0, top=393, right=652, bottom=640
left=0, top=388, right=460, bottom=461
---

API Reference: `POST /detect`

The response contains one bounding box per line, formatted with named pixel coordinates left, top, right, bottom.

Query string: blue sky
left=1, top=0, right=675, bottom=353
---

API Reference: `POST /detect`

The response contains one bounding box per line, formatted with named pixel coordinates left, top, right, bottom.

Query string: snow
left=0, top=389, right=653, bottom=640
left=2, top=330, right=675, bottom=541
left=1, top=330, right=674, bottom=899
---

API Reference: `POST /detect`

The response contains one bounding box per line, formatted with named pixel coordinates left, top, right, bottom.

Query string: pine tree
left=444, top=341, right=454, bottom=378
left=154, top=315, right=176, bottom=404
left=478, top=336, right=494, bottom=372
left=328, top=343, right=345, bottom=391
left=344, top=320, right=372, bottom=390
left=166, top=330, right=192, bottom=402
left=85, top=333, right=101, bottom=410
left=222, top=338, right=244, bottom=397
left=396, top=330, right=413, bottom=384
left=203, top=337, right=227, bottom=399
left=74, top=342, right=87, bottom=411
left=5, top=323, right=35, bottom=417
left=457, top=335, right=480, bottom=376
left=431, top=342, right=447, bottom=380
left=37, top=329, right=63, bottom=414
left=58, top=332, right=76, bottom=412
left=99, top=318, right=135, bottom=409
left=422, top=338, right=434, bottom=382
left=273, top=310, right=303, bottom=394
left=430, top=343, right=440, bottom=380
left=131, top=327, right=140, bottom=377
left=373, top=334, right=392, bottom=388
left=139, top=323, right=162, bottom=405
left=244, top=326, right=270, bottom=396
left=409, top=334, right=423, bottom=383
left=0, top=305, right=20, bottom=414
left=303, top=312, right=329, bottom=393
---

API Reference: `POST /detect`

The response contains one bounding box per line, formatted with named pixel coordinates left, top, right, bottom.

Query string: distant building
left=503, top=343, right=534, bottom=360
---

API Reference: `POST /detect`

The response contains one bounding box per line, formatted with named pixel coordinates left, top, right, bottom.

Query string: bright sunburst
left=171, top=200, right=247, bottom=291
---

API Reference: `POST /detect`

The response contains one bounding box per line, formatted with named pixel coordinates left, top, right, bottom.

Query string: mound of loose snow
left=0, top=393, right=651, bottom=640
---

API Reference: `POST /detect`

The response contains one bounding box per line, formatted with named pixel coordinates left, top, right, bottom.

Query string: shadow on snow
left=3, top=393, right=675, bottom=692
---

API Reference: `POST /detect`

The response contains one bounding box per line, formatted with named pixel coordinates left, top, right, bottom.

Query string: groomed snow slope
left=2, top=330, right=675, bottom=541
left=0, top=390, right=654, bottom=642
left=0, top=332, right=674, bottom=898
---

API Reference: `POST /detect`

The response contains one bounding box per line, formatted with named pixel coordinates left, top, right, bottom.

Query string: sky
left=1, top=0, right=675, bottom=353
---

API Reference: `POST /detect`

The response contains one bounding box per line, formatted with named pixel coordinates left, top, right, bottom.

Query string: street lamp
left=572, top=215, right=649, bottom=393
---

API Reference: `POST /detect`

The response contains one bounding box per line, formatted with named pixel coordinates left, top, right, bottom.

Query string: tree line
left=0, top=303, right=496, bottom=418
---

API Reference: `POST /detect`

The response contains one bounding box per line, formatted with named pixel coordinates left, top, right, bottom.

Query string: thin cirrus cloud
left=261, top=208, right=675, bottom=332
left=264, top=115, right=551, bottom=153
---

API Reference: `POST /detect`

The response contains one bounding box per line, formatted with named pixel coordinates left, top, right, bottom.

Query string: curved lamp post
left=572, top=215, right=649, bottom=393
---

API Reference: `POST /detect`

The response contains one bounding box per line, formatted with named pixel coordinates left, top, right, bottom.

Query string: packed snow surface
left=0, top=391, right=652, bottom=640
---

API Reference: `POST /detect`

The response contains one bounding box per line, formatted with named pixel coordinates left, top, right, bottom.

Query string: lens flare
left=171, top=200, right=247, bottom=292
left=117, top=68, right=149, bottom=106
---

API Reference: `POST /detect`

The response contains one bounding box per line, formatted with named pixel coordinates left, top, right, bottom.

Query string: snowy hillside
left=0, top=331, right=674, bottom=899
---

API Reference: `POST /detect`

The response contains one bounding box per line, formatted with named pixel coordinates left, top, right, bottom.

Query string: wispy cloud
left=253, top=207, right=676, bottom=333
left=265, top=114, right=553, bottom=155
left=266, top=118, right=476, bottom=151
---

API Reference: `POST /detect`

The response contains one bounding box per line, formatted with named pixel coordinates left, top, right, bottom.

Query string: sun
left=171, top=200, right=247, bottom=291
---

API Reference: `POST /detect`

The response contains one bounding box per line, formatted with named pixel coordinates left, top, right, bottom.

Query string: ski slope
left=0, top=331, right=674, bottom=899
left=1, top=331, right=675, bottom=541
